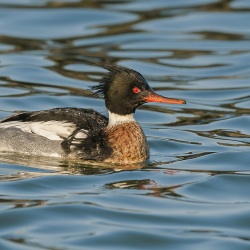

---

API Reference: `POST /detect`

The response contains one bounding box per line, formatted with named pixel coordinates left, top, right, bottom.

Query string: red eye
left=133, top=87, right=141, bottom=94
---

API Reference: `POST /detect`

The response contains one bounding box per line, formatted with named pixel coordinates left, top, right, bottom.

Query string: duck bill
left=143, top=91, right=186, bottom=105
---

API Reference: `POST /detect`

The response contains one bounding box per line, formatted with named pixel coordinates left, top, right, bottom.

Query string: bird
left=0, top=65, right=186, bottom=165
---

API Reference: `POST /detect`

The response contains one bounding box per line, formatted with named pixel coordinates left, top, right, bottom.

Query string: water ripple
left=0, top=0, right=249, bottom=249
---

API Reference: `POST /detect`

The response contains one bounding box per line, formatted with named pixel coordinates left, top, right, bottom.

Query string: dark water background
left=0, top=0, right=250, bottom=249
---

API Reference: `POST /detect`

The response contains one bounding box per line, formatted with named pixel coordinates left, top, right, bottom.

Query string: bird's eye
left=133, top=87, right=141, bottom=94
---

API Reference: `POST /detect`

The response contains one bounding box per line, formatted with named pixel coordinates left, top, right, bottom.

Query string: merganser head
left=92, top=64, right=186, bottom=115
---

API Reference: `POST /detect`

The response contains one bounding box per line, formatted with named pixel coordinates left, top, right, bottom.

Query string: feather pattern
left=0, top=120, right=76, bottom=141
left=0, top=108, right=111, bottom=159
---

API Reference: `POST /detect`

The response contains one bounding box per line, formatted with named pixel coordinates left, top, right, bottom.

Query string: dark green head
left=92, top=64, right=186, bottom=115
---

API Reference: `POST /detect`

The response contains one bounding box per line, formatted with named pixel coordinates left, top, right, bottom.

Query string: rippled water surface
left=0, top=0, right=250, bottom=249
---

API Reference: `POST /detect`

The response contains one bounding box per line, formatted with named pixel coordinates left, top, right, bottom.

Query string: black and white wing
left=0, top=108, right=110, bottom=159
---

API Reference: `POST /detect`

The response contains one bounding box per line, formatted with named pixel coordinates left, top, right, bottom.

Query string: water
left=0, top=0, right=250, bottom=249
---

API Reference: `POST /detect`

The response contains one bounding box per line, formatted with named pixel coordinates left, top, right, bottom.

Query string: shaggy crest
left=91, top=64, right=147, bottom=98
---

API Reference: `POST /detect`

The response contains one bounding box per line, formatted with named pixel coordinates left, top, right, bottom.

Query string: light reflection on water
left=0, top=0, right=250, bottom=249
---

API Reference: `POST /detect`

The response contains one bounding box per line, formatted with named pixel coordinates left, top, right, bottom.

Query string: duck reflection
left=0, top=152, right=148, bottom=179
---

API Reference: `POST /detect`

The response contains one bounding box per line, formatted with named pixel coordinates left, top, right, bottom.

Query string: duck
left=0, top=65, right=185, bottom=164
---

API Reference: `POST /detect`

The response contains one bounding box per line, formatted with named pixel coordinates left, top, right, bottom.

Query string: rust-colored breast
left=104, top=122, right=149, bottom=164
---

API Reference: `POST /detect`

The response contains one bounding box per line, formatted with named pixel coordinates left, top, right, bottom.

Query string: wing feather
left=0, top=108, right=108, bottom=142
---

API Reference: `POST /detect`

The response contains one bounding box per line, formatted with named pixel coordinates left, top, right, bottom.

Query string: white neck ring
left=108, top=111, right=135, bottom=126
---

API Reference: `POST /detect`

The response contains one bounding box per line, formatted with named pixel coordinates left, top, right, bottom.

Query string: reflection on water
left=0, top=0, right=250, bottom=249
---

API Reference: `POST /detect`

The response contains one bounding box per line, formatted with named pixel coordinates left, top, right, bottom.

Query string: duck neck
left=108, top=111, right=136, bottom=127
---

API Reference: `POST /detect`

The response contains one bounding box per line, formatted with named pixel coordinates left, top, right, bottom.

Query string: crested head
left=91, top=64, right=151, bottom=115
left=91, top=64, right=186, bottom=116
left=92, top=64, right=147, bottom=98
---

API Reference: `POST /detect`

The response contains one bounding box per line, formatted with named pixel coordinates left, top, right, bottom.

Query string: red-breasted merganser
left=0, top=65, right=185, bottom=164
